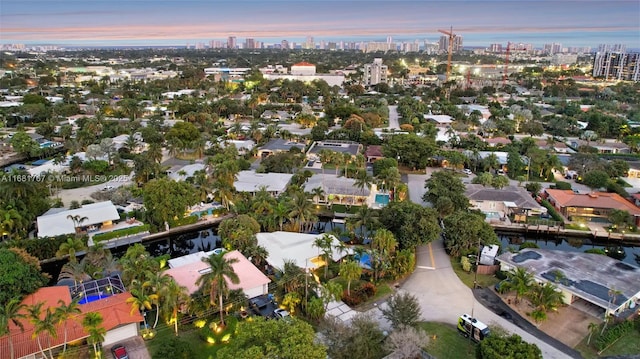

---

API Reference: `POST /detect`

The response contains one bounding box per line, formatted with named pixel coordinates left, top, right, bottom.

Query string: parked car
left=111, top=345, right=129, bottom=359
left=463, top=169, right=473, bottom=175
left=273, top=308, right=290, bottom=320
left=102, top=185, right=114, bottom=191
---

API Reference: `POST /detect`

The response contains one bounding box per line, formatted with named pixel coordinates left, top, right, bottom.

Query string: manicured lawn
left=146, top=317, right=238, bottom=359
left=574, top=324, right=640, bottom=359
left=450, top=256, right=501, bottom=289
left=419, top=322, right=477, bottom=359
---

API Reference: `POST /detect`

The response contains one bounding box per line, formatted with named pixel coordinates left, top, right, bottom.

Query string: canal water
left=42, top=222, right=640, bottom=282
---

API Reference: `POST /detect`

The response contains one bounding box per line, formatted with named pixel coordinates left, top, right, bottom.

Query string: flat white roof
left=234, top=171, right=293, bottom=193
left=256, top=231, right=350, bottom=270
left=37, top=201, right=120, bottom=238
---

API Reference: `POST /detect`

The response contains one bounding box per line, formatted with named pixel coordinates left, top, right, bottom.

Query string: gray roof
left=259, top=138, right=306, bottom=152
left=465, top=184, right=544, bottom=211
left=307, top=140, right=361, bottom=156
left=304, top=173, right=371, bottom=197
left=234, top=170, right=293, bottom=193
left=497, top=249, right=640, bottom=311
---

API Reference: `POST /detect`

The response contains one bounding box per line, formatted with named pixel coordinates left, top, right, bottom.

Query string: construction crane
left=503, top=42, right=511, bottom=86
left=438, top=26, right=458, bottom=82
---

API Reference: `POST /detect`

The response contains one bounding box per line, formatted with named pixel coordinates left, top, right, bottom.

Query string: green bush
left=92, top=224, right=150, bottom=242
left=553, top=181, right=572, bottom=190
left=168, top=215, right=198, bottom=228
left=519, top=242, right=540, bottom=250
left=1, top=235, right=81, bottom=260
left=540, top=199, right=564, bottom=222
left=606, top=180, right=629, bottom=198
left=341, top=282, right=377, bottom=306
left=595, top=320, right=634, bottom=351
left=584, top=248, right=606, bottom=256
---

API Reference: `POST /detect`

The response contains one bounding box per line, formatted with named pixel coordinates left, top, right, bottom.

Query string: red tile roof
left=545, top=189, right=640, bottom=215
left=365, top=145, right=383, bottom=158
left=0, top=287, right=142, bottom=359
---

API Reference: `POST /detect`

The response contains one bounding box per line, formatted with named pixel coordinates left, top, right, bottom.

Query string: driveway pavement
left=55, top=172, right=134, bottom=207
left=400, top=239, right=578, bottom=359
left=387, top=105, right=401, bottom=130
left=407, top=174, right=429, bottom=206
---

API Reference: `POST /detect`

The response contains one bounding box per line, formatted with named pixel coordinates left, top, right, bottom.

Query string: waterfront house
left=36, top=201, right=121, bottom=238
left=233, top=170, right=293, bottom=197
left=544, top=189, right=640, bottom=225
left=256, top=231, right=349, bottom=270
left=465, top=184, right=546, bottom=223
left=0, top=285, right=142, bottom=359
left=165, top=250, right=271, bottom=299
left=256, top=138, right=306, bottom=158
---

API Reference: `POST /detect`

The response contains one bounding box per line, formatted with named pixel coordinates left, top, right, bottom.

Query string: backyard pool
left=78, top=293, right=111, bottom=305
left=375, top=193, right=390, bottom=206
left=354, top=253, right=372, bottom=269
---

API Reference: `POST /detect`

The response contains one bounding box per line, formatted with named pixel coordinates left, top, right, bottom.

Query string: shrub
left=342, top=282, right=377, bottom=306
left=519, top=242, right=540, bottom=250
left=92, top=224, right=150, bottom=242
left=540, top=199, right=563, bottom=222
left=154, top=337, right=194, bottom=359
left=584, top=248, right=606, bottom=256
left=553, top=181, right=572, bottom=190
left=460, top=256, right=472, bottom=272
left=595, top=320, right=634, bottom=351
left=606, top=180, right=629, bottom=198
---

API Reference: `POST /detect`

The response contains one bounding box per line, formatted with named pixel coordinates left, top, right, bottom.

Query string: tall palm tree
left=289, top=192, right=315, bottom=233
left=66, top=215, right=88, bottom=238
left=160, top=278, right=190, bottom=336
left=351, top=205, right=377, bottom=239
left=0, top=298, right=27, bottom=359
left=271, top=201, right=291, bottom=231
left=82, top=312, right=106, bottom=359
left=313, top=234, right=335, bottom=280
left=194, top=253, right=239, bottom=326
left=127, top=281, right=158, bottom=329
left=353, top=170, right=374, bottom=199
left=310, top=186, right=325, bottom=205
left=58, top=260, right=90, bottom=286
left=339, top=260, right=362, bottom=295
left=54, top=298, right=81, bottom=353
left=528, top=282, right=563, bottom=316
left=55, top=237, right=86, bottom=263
left=504, top=267, right=534, bottom=304
left=276, top=259, right=308, bottom=296
left=27, top=302, right=58, bottom=359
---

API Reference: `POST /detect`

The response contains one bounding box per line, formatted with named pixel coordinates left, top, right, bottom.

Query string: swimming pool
left=354, top=253, right=372, bottom=269
left=78, top=293, right=111, bottom=305
left=375, top=193, right=390, bottom=206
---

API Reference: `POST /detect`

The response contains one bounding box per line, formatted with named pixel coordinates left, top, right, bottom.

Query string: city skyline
left=1, top=0, right=639, bottom=49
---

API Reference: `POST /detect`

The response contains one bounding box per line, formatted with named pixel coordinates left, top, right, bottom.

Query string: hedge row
left=540, top=199, right=564, bottom=223
left=93, top=224, right=151, bottom=242
left=595, top=320, right=634, bottom=351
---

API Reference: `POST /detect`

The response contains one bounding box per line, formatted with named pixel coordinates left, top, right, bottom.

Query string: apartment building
left=593, top=51, right=640, bottom=81
left=363, top=58, right=388, bottom=86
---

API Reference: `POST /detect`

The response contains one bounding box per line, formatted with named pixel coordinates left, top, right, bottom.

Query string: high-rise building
left=245, top=38, right=255, bottom=49
left=227, top=36, right=237, bottom=49
left=305, top=36, right=315, bottom=49
left=489, top=43, right=502, bottom=53
left=593, top=51, right=639, bottom=81
left=439, top=35, right=463, bottom=53
left=363, top=58, right=388, bottom=86
left=543, top=43, right=562, bottom=54
left=598, top=44, right=626, bottom=53
left=281, top=40, right=289, bottom=50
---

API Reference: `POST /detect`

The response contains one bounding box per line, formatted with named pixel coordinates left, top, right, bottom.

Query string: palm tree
left=56, top=237, right=86, bottom=263
left=146, top=272, right=171, bottom=328
left=339, top=260, right=362, bottom=295
left=82, top=312, right=106, bottom=359
left=271, top=201, right=291, bottom=231
left=587, top=322, right=599, bottom=345
left=528, top=282, right=564, bottom=322
left=353, top=170, right=374, bottom=199
left=351, top=204, right=378, bottom=239
left=194, top=252, right=239, bottom=326
left=503, top=267, right=534, bottom=304
left=289, top=192, right=315, bottom=233
left=127, top=281, right=158, bottom=329
left=371, top=229, right=397, bottom=282
left=54, top=298, right=81, bottom=353
left=66, top=215, right=88, bottom=238
left=58, top=260, right=90, bottom=286
left=276, top=259, right=307, bottom=295
left=0, top=298, right=27, bottom=359
left=602, top=287, right=623, bottom=334
left=27, top=302, right=58, bottom=359
left=310, top=186, right=325, bottom=204
left=160, top=277, right=190, bottom=336
left=313, top=234, right=335, bottom=280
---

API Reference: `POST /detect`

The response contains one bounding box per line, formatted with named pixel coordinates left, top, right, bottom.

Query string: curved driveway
left=402, top=239, right=576, bottom=358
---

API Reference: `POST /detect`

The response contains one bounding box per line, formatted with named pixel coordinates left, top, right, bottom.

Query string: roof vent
left=588, top=192, right=598, bottom=198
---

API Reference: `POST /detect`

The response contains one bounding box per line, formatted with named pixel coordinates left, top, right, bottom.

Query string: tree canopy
left=478, top=333, right=542, bottom=359
left=216, top=317, right=326, bottom=359
left=378, top=200, right=440, bottom=250
left=442, top=210, right=499, bottom=257
left=423, top=170, right=470, bottom=211
left=0, top=248, right=50, bottom=306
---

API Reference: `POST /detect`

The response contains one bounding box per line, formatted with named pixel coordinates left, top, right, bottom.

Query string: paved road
left=401, top=239, right=575, bottom=359
left=387, top=105, right=401, bottom=130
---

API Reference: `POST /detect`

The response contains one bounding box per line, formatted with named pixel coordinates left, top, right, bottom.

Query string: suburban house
left=543, top=189, right=640, bottom=225
left=256, top=231, right=349, bottom=270
left=167, top=163, right=205, bottom=181
left=485, top=137, right=511, bottom=148
left=465, top=184, right=546, bottom=223
left=233, top=170, right=293, bottom=196
left=165, top=250, right=271, bottom=299
left=567, top=139, right=631, bottom=154
left=219, top=139, right=255, bottom=155
left=303, top=173, right=375, bottom=206
left=497, top=249, right=640, bottom=317
left=36, top=201, right=121, bottom=238
left=306, top=140, right=362, bottom=162
left=364, top=145, right=384, bottom=163
left=423, top=114, right=453, bottom=128
left=256, top=138, right=306, bottom=158
left=0, top=286, right=143, bottom=359
left=260, top=110, right=292, bottom=122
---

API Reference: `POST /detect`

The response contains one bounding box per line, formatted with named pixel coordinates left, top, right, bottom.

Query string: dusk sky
left=1, top=0, right=639, bottom=48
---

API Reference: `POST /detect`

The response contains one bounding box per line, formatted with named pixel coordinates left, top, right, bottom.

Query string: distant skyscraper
left=305, top=36, right=314, bottom=49
left=439, top=35, right=463, bottom=53
left=227, top=36, right=237, bottom=49
left=281, top=40, right=289, bottom=50
left=593, top=51, right=639, bottom=81
left=598, top=44, right=626, bottom=53
left=387, top=36, right=393, bottom=44
left=245, top=38, right=255, bottom=49
left=363, top=58, right=388, bottom=86
left=543, top=43, right=562, bottom=54
left=489, top=43, right=502, bottom=53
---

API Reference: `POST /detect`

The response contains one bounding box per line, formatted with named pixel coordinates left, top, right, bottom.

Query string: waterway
left=41, top=221, right=640, bottom=283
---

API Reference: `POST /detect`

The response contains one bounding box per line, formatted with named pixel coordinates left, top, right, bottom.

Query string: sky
left=1, top=0, right=639, bottom=48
